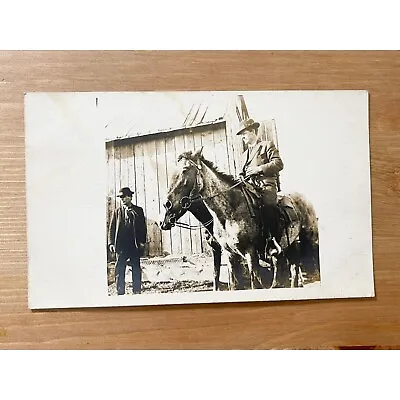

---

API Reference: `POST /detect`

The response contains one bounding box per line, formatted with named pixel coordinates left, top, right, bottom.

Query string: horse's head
left=160, top=147, right=203, bottom=230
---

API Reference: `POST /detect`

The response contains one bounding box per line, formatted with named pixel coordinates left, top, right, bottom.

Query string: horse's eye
left=164, top=200, right=172, bottom=210
left=180, top=196, right=191, bottom=209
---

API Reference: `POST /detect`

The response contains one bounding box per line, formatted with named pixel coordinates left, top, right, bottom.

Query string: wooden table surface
left=0, top=51, right=399, bottom=349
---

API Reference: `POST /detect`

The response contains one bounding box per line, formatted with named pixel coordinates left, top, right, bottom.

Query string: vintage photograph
left=25, top=90, right=373, bottom=309
left=105, top=94, right=320, bottom=296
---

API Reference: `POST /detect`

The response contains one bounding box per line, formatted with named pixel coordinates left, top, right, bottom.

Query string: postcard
left=25, top=90, right=374, bottom=309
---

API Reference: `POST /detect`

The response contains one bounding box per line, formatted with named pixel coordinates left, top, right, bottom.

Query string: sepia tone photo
left=105, top=94, right=320, bottom=296
left=25, top=90, right=373, bottom=309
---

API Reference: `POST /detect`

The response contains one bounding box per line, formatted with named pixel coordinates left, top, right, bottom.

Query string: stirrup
left=269, top=237, right=282, bottom=256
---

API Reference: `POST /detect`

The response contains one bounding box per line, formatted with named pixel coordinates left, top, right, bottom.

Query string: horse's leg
left=210, top=241, right=222, bottom=291
left=228, top=252, right=246, bottom=290
left=244, top=253, right=254, bottom=290
left=245, top=249, right=263, bottom=289
left=287, top=241, right=301, bottom=288
left=296, top=265, right=304, bottom=287
left=290, top=263, right=296, bottom=288
left=257, top=260, right=274, bottom=289
left=273, top=253, right=291, bottom=288
left=190, top=204, right=223, bottom=290
left=290, top=264, right=304, bottom=288
left=299, top=229, right=320, bottom=283
left=204, top=229, right=222, bottom=291
left=271, top=257, right=278, bottom=288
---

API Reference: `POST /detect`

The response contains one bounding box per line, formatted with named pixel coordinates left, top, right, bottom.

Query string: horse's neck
left=199, top=164, right=240, bottom=222
left=189, top=200, right=213, bottom=225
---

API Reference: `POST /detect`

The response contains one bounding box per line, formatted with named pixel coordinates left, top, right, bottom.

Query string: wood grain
left=0, top=51, right=399, bottom=349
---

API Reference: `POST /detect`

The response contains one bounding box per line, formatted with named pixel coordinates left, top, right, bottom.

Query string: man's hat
left=117, top=187, right=134, bottom=198
left=236, top=118, right=260, bottom=135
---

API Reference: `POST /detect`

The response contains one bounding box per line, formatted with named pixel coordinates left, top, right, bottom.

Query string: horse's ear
left=193, top=146, right=203, bottom=158
left=193, top=146, right=203, bottom=169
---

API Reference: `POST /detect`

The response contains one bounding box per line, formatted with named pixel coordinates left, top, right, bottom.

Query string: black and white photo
left=25, top=90, right=374, bottom=309
left=105, top=94, right=320, bottom=295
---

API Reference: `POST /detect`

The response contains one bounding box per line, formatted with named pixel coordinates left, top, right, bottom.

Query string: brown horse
left=161, top=148, right=319, bottom=290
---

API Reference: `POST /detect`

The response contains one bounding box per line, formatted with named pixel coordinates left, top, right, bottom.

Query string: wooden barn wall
left=106, top=122, right=245, bottom=258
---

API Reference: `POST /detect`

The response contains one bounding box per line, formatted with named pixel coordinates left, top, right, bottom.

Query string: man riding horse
left=237, top=118, right=284, bottom=257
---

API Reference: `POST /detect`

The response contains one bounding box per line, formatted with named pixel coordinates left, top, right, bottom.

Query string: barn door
left=257, top=119, right=279, bottom=149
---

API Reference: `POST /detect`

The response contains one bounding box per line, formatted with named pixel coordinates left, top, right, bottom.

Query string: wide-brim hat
left=236, top=118, right=260, bottom=135
left=117, top=187, right=134, bottom=198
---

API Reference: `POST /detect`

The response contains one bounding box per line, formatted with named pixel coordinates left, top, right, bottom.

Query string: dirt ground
left=107, top=253, right=319, bottom=296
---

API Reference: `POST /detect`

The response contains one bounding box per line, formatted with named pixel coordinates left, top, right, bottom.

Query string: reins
left=174, top=218, right=214, bottom=230
left=189, top=177, right=248, bottom=202
left=185, top=158, right=250, bottom=203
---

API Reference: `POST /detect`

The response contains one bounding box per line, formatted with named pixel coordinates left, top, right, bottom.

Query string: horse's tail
left=290, top=192, right=320, bottom=278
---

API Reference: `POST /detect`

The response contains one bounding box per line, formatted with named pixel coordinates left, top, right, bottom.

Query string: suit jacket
left=241, top=140, right=283, bottom=188
left=108, top=204, right=147, bottom=253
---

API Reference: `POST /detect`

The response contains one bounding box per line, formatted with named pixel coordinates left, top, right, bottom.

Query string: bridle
left=163, top=158, right=204, bottom=229
left=163, top=157, right=249, bottom=230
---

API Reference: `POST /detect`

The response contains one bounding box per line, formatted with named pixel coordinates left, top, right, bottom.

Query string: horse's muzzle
left=160, top=216, right=176, bottom=230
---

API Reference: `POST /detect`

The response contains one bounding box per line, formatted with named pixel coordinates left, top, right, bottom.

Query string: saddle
left=241, top=181, right=301, bottom=251
left=277, top=195, right=299, bottom=226
left=276, top=195, right=301, bottom=249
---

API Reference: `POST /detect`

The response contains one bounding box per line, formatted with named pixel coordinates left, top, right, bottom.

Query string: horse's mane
left=178, top=151, right=237, bottom=186
left=200, top=157, right=237, bottom=186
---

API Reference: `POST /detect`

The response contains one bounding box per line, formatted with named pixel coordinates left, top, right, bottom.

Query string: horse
left=268, top=193, right=320, bottom=288
left=161, top=148, right=319, bottom=290
left=160, top=196, right=223, bottom=291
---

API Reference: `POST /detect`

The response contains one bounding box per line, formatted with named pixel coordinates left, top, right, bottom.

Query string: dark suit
left=108, top=204, right=147, bottom=295
left=241, top=140, right=283, bottom=204
left=241, top=140, right=284, bottom=244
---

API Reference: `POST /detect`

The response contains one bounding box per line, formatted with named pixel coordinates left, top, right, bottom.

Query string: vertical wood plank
left=221, top=123, right=236, bottom=176
left=128, top=143, right=138, bottom=206
left=106, top=142, right=116, bottom=216
left=212, top=126, right=231, bottom=175
left=271, top=119, right=279, bottom=149
left=200, top=127, right=217, bottom=165
left=106, top=143, right=115, bottom=260
left=225, top=107, right=242, bottom=176
left=231, top=126, right=245, bottom=176
left=259, top=120, right=270, bottom=142
left=142, top=139, right=162, bottom=257
left=174, top=133, right=192, bottom=256
left=165, top=135, right=183, bottom=255
left=193, top=129, right=203, bottom=152
left=119, top=143, right=130, bottom=188
left=114, top=144, right=122, bottom=202
left=156, top=138, right=172, bottom=256
left=132, top=142, right=147, bottom=255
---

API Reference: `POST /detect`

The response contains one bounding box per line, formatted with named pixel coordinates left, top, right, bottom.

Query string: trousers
left=260, top=184, right=280, bottom=240
left=115, top=248, right=141, bottom=295
left=261, top=184, right=278, bottom=205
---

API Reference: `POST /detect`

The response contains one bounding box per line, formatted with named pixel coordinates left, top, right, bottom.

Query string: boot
left=267, top=205, right=282, bottom=256
left=259, top=207, right=269, bottom=260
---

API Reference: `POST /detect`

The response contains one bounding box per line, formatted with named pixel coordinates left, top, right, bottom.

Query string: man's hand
left=109, top=244, right=115, bottom=253
left=245, top=166, right=262, bottom=176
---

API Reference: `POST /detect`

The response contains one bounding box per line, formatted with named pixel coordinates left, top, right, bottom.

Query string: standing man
left=237, top=118, right=284, bottom=256
left=108, top=187, right=147, bottom=295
